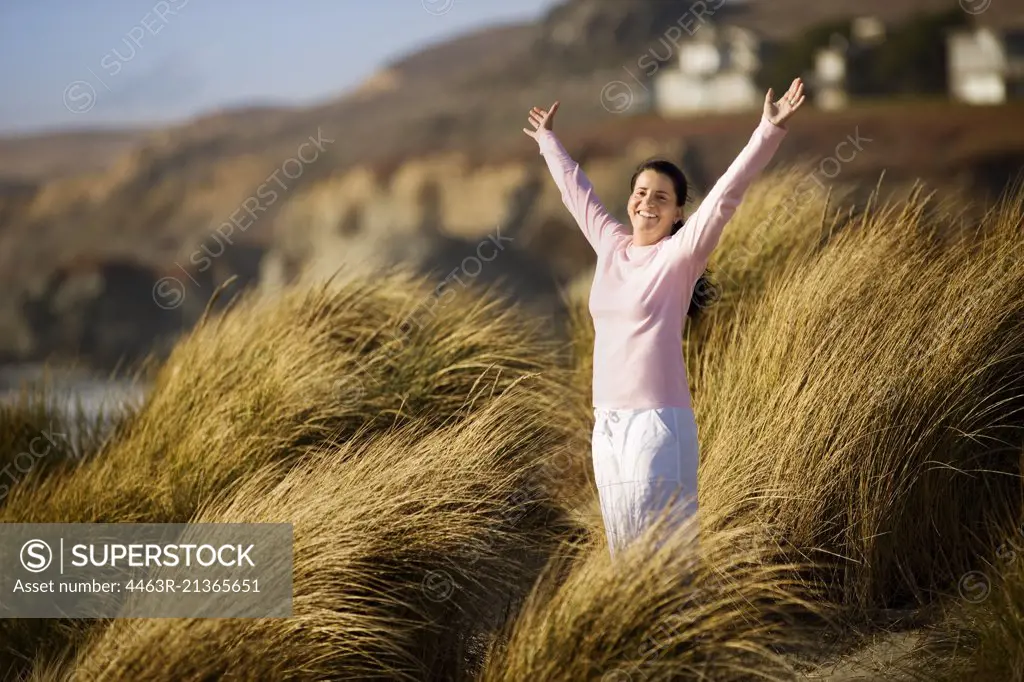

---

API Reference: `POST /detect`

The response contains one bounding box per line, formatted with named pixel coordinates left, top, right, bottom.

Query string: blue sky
left=0, top=0, right=558, bottom=135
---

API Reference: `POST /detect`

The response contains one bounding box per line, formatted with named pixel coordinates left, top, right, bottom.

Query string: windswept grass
left=697, top=182, right=1024, bottom=613
left=0, top=380, right=131, bottom=504
left=942, top=555, right=1024, bottom=682
left=6, top=173, right=1024, bottom=680
left=896, top=516, right=1024, bottom=682
left=0, top=267, right=580, bottom=680
left=696, top=165, right=854, bottom=322
left=66, top=383, right=577, bottom=681
left=479, top=508, right=830, bottom=682
left=1, top=267, right=567, bottom=526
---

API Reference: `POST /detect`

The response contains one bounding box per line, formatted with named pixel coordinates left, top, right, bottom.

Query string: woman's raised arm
left=668, top=78, right=805, bottom=268
left=525, top=102, right=627, bottom=255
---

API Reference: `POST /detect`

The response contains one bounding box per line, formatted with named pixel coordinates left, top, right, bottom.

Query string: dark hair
left=630, top=159, right=719, bottom=320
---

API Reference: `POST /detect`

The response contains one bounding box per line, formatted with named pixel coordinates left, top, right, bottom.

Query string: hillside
left=0, top=129, right=150, bottom=183
left=1, top=0, right=1023, bottom=372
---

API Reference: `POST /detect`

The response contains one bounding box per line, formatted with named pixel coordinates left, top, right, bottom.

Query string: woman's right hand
left=523, top=101, right=559, bottom=139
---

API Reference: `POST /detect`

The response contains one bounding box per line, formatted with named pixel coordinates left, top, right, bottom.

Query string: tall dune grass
left=0, top=381, right=129, bottom=504
left=962, top=558, right=1024, bottom=682
left=941, top=556, right=1024, bottom=682
left=0, top=267, right=579, bottom=680
left=895, top=514, right=1024, bottom=682
left=7, top=173, right=1024, bottom=680
left=695, top=165, right=853, bottom=324
left=479, top=507, right=830, bottom=681
left=66, top=383, right=577, bottom=681
left=1, top=267, right=567, bottom=526
left=696, top=183, right=1024, bottom=612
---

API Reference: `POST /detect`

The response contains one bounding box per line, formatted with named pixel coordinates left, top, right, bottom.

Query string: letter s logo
left=21, top=539, right=52, bottom=573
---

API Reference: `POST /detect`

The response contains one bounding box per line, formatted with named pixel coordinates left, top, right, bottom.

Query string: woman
left=523, top=78, right=806, bottom=557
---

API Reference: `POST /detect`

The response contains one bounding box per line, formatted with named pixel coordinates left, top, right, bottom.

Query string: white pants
left=592, top=407, right=700, bottom=557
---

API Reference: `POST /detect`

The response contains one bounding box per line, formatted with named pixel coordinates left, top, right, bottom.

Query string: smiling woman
left=522, top=78, right=806, bottom=557
left=628, top=159, right=687, bottom=247
left=626, top=158, right=717, bottom=319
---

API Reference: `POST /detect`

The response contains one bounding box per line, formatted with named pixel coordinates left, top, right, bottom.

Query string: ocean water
left=0, top=363, right=147, bottom=440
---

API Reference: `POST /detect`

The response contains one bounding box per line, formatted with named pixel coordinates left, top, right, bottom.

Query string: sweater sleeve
left=667, top=114, right=787, bottom=267
left=535, top=129, right=628, bottom=256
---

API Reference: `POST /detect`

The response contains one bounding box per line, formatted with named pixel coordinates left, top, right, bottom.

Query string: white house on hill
left=651, top=14, right=1024, bottom=115
left=948, top=25, right=1024, bottom=104
left=652, top=24, right=765, bottom=115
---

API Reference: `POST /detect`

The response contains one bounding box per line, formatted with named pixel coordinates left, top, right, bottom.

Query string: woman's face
left=628, top=169, right=683, bottom=245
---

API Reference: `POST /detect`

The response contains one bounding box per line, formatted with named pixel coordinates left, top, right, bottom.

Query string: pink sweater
left=536, top=114, right=787, bottom=410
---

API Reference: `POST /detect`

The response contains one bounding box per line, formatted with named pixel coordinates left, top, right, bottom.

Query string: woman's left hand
left=764, top=77, right=806, bottom=128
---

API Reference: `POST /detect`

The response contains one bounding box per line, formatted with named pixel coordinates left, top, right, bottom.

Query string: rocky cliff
left=3, top=0, right=1024, bottom=372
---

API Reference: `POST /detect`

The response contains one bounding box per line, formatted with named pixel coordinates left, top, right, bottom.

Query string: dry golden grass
left=695, top=165, right=853, bottom=326
left=479, top=509, right=831, bottom=682
left=968, top=563, right=1024, bottom=682
left=5, top=173, right=1024, bottom=681
left=0, top=267, right=566, bottom=526
left=0, top=383, right=137, bottom=681
left=944, top=556, right=1024, bottom=682
left=696, top=182, right=1024, bottom=613
left=65, top=383, right=576, bottom=681
left=0, top=382, right=128, bottom=504
left=894, top=516, right=1024, bottom=682
left=527, top=177, right=1024, bottom=633
left=0, top=267, right=581, bottom=680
